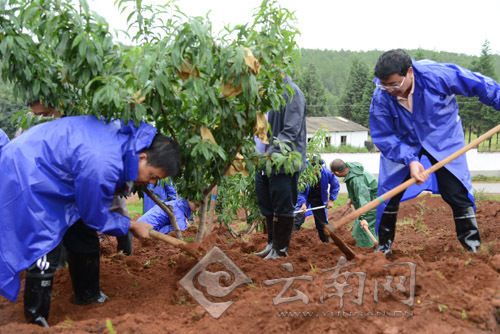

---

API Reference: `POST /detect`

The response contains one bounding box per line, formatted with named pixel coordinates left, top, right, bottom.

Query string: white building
left=306, top=116, right=368, bottom=148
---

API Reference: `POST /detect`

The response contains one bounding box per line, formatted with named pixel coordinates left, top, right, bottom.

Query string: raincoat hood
left=344, top=162, right=365, bottom=182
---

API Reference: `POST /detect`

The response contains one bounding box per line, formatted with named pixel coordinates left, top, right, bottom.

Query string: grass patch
left=398, top=218, right=413, bottom=227
left=471, top=175, right=500, bottom=182
left=332, top=193, right=348, bottom=208
left=464, top=131, right=500, bottom=152
left=438, top=304, right=448, bottom=312
left=127, top=198, right=144, bottom=219
left=106, top=320, right=116, bottom=334
left=477, top=193, right=500, bottom=201
left=321, top=145, right=371, bottom=153
left=414, top=218, right=429, bottom=234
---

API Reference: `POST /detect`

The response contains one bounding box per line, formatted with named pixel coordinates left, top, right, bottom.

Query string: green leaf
left=32, top=80, right=40, bottom=97
left=78, top=38, right=88, bottom=59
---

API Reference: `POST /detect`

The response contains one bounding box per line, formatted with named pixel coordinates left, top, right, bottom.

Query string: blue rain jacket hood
left=143, top=182, right=177, bottom=212
left=296, top=163, right=340, bottom=219
left=0, top=116, right=157, bottom=302
left=138, top=198, right=191, bottom=235
left=370, top=59, right=500, bottom=232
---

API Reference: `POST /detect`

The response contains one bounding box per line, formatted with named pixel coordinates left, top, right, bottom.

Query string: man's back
left=0, top=116, right=157, bottom=301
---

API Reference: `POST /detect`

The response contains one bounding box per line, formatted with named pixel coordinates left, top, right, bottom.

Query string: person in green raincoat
left=330, top=159, right=378, bottom=247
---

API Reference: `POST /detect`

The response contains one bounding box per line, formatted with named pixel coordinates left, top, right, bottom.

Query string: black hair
left=142, top=134, right=182, bottom=177
left=26, top=99, right=40, bottom=106
left=330, top=159, right=346, bottom=173
left=26, top=98, right=55, bottom=109
left=374, top=49, right=412, bottom=80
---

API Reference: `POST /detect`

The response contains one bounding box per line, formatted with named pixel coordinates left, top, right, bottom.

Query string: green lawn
left=127, top=198, right=144, bottom=220
left=465, top=131, right=500, bottom=152
left=471, top=175, right=500, bottom=182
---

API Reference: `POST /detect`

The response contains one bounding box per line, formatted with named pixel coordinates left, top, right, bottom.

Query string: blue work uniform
left=0, top=116, right=157, bottom=301
left=138, top=199, right=191, bottom=235
left=370, top=59, right=500, bottom=232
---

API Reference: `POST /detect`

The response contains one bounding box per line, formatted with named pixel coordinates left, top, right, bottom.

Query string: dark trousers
left=255, top=170, right=299, bottom=217
left=63, top=219, right=100, bottom=254
left=382, top=149, right=473, bottom=217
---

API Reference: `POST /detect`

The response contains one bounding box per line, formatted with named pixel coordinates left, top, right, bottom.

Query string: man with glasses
left=369, top=49, right=500, bottom=257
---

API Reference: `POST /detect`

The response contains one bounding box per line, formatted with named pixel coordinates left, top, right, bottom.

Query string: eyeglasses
left=376, top=75, right=407, bottom=91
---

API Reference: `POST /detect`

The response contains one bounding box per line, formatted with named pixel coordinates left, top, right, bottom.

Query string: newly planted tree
left=0, top=0, right=302, bottom=242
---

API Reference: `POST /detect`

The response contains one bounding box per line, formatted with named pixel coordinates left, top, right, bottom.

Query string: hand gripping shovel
left=327, top=123, right=500, bottom=248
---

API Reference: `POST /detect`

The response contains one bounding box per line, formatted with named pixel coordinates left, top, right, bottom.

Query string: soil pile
left=0, top=194, right=499, bottom=333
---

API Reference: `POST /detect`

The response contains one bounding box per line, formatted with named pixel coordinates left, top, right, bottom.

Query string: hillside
left=299, top=48, right=500, bottom=103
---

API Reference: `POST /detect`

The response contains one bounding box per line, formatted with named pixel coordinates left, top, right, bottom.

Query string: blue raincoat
left=143, top=182, right=177, bottom=212
left=138, top=199, right=191, bottom=234
left=0, top=116, right=157, bottom=302
left=370, top=59, right=500, bottom=232
left=0, top=128, right=9, bottom=149
left=296, top=164, right=340, bottom=220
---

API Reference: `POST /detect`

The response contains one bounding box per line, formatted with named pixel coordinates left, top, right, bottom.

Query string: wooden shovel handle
left=361, top=224, right=379, bottom=247
left=333, top=123, right=500, bottom=229
left=149, top=229, right=187, bottom=247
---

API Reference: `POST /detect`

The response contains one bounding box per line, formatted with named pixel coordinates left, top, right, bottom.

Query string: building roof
left=306, top=116, right=368, bottom=133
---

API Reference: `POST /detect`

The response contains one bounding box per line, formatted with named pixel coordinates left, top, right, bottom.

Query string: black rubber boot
left=315, top=220, right=330, bottom=243
left=24, top=274, right=53, bottom=328
left=264, top=215, right=294, bottom=260
left=255, top=215, right=274, bottom=257
left=453, top=207, right=481, bottom=252
left=67, top=251, right=108, bottom=305
left=375, top=211, right=397, bottom=258
left=116, top=231, right=133, bottom=256
left=293, top=213, right=305, bottom=231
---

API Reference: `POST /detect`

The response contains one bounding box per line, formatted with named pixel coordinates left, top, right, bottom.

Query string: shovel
left=330, top=123, right=500, bottom=233
left=148, top=229, right=204, bottom=259
left=294, top=205, right=326, bottom=214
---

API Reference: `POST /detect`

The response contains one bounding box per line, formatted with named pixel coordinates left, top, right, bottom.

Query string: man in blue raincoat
left=294, top=157, right=340, bottom=243
left=138, top=198, right=198, bottom=235
left=370, top=49, right=500, bottom=257
left=143, top=181, right=178, bottom=212
left=0, top=115, right=181, bottom=327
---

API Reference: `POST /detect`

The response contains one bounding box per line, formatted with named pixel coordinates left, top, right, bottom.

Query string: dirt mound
left=0, top=194, right=499, bottom=333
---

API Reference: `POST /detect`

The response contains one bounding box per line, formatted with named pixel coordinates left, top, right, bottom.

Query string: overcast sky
left=89, top=0, right=500, bottom=56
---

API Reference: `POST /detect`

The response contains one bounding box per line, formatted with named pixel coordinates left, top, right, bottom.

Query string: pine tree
left=338, top=58, right=371, bottom=127
left=296, top=64, right=329, bottom=116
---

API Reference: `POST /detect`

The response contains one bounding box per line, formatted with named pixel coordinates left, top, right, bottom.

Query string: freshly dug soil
left=0, top=194, right=499, bottom=333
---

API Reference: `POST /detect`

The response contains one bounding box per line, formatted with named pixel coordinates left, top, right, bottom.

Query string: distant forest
left=294, top=42, right=500, bottom=148
left=1, top=44, right=499, bottom=146
left=298, top=48, right=500, bottom=105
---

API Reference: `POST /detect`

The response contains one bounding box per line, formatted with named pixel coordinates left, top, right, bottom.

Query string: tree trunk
left=144, top=188, right=183, bottom=240
left=205, top=186, right=218, bottom=236
left=468, top=125, right=472, bottom=143
left=488, top=138, right=492, bottom=151
left=195, top=194, right=209, bottom=243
